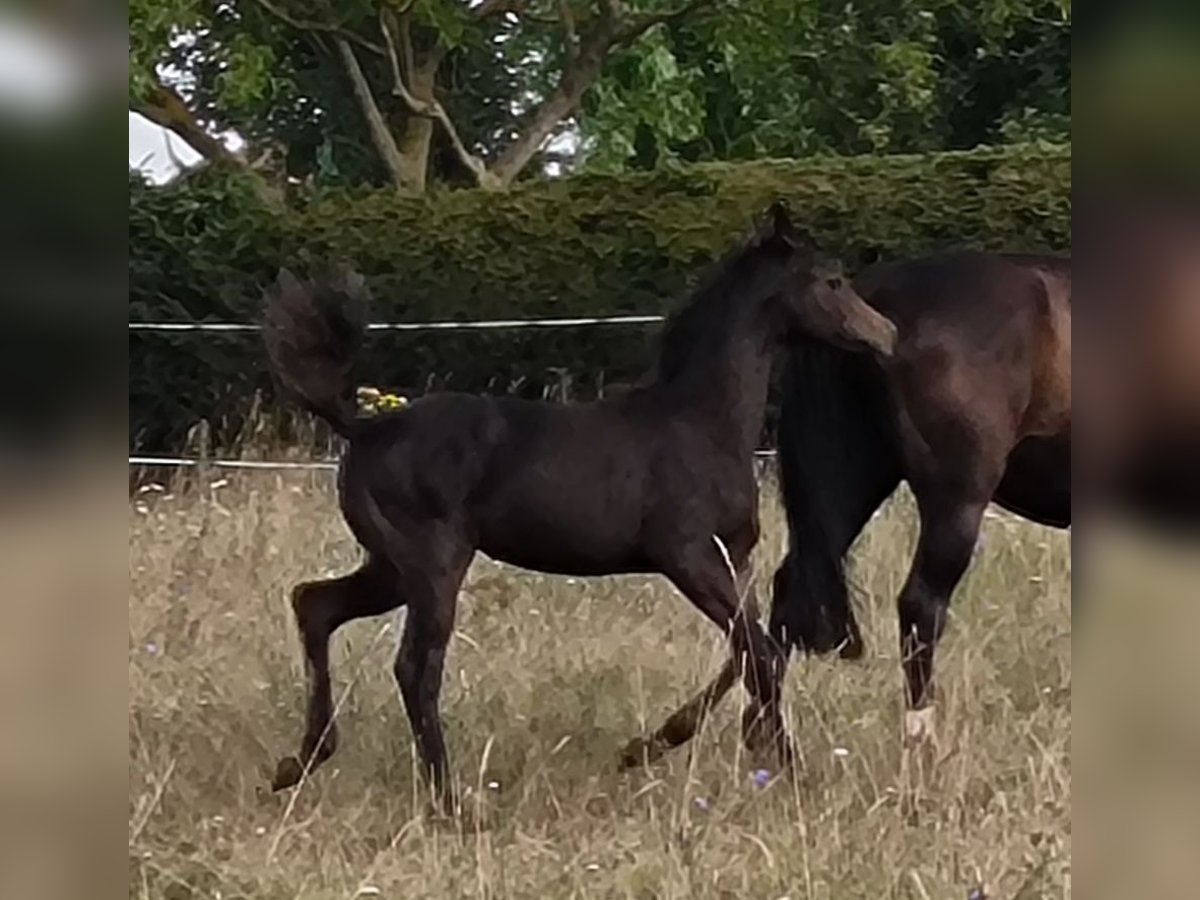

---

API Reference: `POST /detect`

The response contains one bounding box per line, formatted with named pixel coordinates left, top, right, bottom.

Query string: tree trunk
left=334, top=38, right=421, bottom=192
left=489, top=53, right=604, bottom=186
left=393, top=65, right=437, bottom=193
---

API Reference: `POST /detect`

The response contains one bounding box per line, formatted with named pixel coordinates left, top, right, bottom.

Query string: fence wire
left=130, top=311, right=778, bottom=470
left=130, top=314, right=666, bottom=333
left=129, top=450, right=778, bottom=470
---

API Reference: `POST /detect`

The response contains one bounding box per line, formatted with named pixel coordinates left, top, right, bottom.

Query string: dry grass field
left=128, top=467, right=1070, bottom=899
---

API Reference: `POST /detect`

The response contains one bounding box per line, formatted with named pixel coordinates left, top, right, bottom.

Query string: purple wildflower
left=751, top=768, right=771, bottom=789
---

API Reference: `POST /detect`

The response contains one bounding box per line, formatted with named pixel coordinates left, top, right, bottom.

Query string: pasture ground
left=129, top=468, right=1070, bottom=899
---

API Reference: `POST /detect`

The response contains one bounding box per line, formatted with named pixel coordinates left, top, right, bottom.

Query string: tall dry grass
left=129, top=467, right=1070, bottom=899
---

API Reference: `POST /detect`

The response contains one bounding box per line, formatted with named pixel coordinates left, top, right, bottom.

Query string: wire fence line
left=129, top=450, right=780, bottom=470
left=131, top=313, right=764, bottom=472
left=129, top=314, right=667, bottom=333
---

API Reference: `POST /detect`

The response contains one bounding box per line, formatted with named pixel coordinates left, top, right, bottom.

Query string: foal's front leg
left=652, top=542, right=791, bottom=765
left=619, top=559, right=760, bottom=768
left=272, top=558, right=399, bottom=791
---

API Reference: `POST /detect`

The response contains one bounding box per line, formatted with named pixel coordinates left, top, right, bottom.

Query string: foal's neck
left=658, top=297, right=778, bottom=457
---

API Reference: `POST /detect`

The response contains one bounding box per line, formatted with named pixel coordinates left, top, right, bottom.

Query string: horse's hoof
left=904, top=707, right=937, bottom=745
left=270, top=756, right=304, bottom=792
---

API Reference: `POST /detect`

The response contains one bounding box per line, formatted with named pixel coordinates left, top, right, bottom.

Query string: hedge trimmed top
left=131, top=142, right=1070, bottom=326
left=129, top=143, right=1069, bottom=453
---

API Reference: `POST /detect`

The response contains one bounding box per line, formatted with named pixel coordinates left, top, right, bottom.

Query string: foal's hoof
left=430, top=801, right=494, bottom=835
left=838, top=633, right=866, bottom=660
left=741, top=708, right=795, bottom=768
left=270, top=756, right=305, bottom=792
left=741, top=707, right=779, bottom=750
left=618, top=735, right=667, bottom=771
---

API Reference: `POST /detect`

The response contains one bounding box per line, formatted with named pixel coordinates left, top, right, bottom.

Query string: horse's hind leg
left=272, top=557, right=400, bottom=791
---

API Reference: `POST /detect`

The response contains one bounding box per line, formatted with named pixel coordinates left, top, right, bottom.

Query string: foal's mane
left=654, top=227, right=792, bottom=381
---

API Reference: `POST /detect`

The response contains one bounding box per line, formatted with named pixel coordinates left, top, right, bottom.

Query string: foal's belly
left=472, top=463, right=652, bottom=577
left=476, top=508, right=652, bottom=577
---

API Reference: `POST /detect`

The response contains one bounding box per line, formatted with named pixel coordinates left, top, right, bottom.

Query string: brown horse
left=624, top=202, right=1200, bottom=764
left=261, top=203, right=897, bottom=812
left=774, top=250, right=1073, bottom=743
left=620, top=247, right=1074, bottom=763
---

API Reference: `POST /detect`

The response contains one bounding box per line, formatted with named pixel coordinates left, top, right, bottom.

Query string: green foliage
left=130, top=143, right=1070, bottom=453
left=130, top=0, right=1070, bottom=192
left=582, top=0, right=1071, bottom=166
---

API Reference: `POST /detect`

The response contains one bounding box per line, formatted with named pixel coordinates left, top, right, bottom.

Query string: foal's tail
left=769, top=339, right=901, bottom=659
left=262, top=267, right=369, bottom=439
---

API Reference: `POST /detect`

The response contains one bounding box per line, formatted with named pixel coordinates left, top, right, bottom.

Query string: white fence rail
left=130, top=312, right=779, bottom=470
left=129, top=451, right=777, bottom=472
left=130, top=314, right=666, bottom=333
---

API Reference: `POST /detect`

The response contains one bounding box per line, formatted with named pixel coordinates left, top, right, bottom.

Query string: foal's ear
left=767, top=200, right=794, bottom=236
left=761, top=200, right=816, bottom=252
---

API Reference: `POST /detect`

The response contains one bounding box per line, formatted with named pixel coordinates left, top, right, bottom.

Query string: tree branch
left=487, top=0, right=715, bottom=186
left=472, top=0, right=532, bottom=19
left=333, top=37, right=415, bottom=191
left=558, top=0, right=578, bottom=61
left=253, top=0, right=385, bottom=55
left=598, top=0, right=625, bottom=21
left=133, top=77, right=286, bottom=203
left=616, top=0, right=716, bottom=43
left=379, top=9, right=499, bottom=189
left=396, top=5, right=416, bottom=83
left=133, top=78, right=244, bottom=167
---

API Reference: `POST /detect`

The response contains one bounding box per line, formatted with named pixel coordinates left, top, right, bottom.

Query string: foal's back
left=338, top=389, right=735, bottom=576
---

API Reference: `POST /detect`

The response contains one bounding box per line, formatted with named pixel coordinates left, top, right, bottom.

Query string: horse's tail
left=262, top=267, right=368, bottom=440
left=769, top=339, right=901, bottom=659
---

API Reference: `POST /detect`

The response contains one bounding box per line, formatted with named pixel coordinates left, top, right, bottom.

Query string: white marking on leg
left=905, top=706, right=937, bottom=743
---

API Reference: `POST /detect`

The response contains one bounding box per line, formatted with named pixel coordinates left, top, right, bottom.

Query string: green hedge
left=130, top=142, right=1070, bottom=454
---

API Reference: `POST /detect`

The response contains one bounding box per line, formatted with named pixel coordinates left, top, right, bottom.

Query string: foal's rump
left=335, top=393, right=503, bottom=555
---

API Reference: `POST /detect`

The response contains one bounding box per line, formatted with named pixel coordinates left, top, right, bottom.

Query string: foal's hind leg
left=388, top=531, right=474, bottom=815
left=272, top=557, right=400, bottom=791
